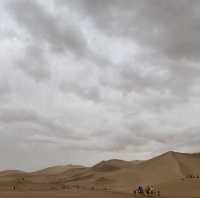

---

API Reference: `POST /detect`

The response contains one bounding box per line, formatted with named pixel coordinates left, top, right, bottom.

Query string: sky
left=0, top=0, right=200, bottom=171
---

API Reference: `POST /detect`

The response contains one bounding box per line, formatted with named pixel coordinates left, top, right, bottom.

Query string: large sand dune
left=0, top=151, right=200, bottom=198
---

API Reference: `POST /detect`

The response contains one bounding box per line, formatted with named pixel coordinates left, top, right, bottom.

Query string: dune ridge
left=0, top=151, right=200, bottom=197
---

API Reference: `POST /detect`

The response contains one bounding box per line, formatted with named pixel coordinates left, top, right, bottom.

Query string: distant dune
left=92, top=159, right=133, bottom=172
left=0, top=151, right=200, bottom=197
left=31, top=165, right=85, bottom=175
left=0, top=170, right=26, bottom=177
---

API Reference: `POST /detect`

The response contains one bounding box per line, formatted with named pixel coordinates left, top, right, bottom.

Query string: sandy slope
left=0, top=170, right=26, bottom=177
left=0, top=190, right=133, bottom=198
left=0, top=151, right=200, bottom=197
left=31, top=165, right=84, bottom=175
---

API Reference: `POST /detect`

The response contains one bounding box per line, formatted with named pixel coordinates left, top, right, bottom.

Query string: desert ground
left=0, top=151, right=200, bottom=198
left=0, top=190, right=134, bottom=198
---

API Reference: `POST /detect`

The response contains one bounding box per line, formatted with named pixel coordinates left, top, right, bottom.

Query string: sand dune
left=92, top=159, right=133, bottom=172
left=138, top=151, right=200, bottom=182
left=31, top=165, right=85, bottom=175
left=0, top=170, right=26, bottom=177
left=0, top=151, right=200, bottom=197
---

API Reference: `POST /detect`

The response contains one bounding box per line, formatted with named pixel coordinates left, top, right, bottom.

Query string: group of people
left=134, top=185, right=160, bottom=197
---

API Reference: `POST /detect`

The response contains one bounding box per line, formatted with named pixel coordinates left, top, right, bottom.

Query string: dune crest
left=0, top=151, right=200, bottom=197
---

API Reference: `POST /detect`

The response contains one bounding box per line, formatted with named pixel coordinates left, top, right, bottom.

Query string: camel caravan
left=133, top=185, right=160, bottom=197
left=186, top=174, right=199, bottom=179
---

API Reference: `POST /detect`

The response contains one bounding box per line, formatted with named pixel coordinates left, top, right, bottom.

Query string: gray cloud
left=5, top=0, right=89, bottom=82
left=7, top=0, right=87, bottom=56
left=16, top=44, right=51, bottom=82
left=62, top=0, right=200, bottom=105
left=0, top=77, right=11, bottom=105
left=0, top=0, right=200, bottom=170
left=0, top=107, right=84, bottom=140
left=60, top=80, right=101, bottom=102
left=64, top=0, right=200, bottom=61
left=5, top=0, right=113, bottom=82
left=0, top=80, right=10, bottom=97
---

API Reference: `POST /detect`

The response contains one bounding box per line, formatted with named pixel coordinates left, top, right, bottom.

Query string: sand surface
left=0, top=151, right=200, bottom=198
left=0, top=190, right=198, bottom=198
left=0, top=190, right=133, bottom=198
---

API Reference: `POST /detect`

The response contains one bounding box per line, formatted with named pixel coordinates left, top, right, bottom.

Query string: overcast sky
left=0, top=0, right=200, bottom=171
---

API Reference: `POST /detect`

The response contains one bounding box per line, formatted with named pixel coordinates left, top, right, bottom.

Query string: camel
left=134, top=185, right=160, bottom=197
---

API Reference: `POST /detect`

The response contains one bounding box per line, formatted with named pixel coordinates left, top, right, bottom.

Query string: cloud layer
left=0, top=0, right=200, bottom=170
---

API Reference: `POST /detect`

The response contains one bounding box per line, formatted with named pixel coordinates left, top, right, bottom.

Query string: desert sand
left=0, top=151, right=200, bottom=198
